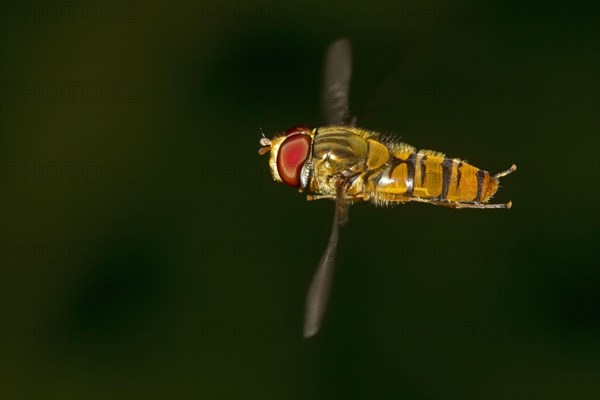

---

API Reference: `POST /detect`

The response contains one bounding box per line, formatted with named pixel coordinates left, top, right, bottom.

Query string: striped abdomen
left=372, top=152, right=499, bottom=204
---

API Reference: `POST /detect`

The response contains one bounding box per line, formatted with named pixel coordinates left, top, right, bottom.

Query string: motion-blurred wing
left=303, top=184, right=347, bottom=338
left=304, top=38, right=354, bottom=338
left=321, top=38, right=352, bottom=126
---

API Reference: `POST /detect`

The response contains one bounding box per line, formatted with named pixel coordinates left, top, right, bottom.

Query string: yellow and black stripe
left=372, top=152, right=499, bottom=204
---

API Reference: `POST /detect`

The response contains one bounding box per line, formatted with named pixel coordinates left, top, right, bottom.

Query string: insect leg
left=307, top=193, right=367, bottom=202
left=441, top=201, right=512, bottom=209
left=306, top=194, right=336, bottom=201
left=493, top=164, right=517, bottom=179
left=408, top=196, right=512, bottom=209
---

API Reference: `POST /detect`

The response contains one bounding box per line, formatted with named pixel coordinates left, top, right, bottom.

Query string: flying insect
left=259, top=39, right=516, bottom=338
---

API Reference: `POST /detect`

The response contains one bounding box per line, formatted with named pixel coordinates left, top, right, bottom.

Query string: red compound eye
left=276, top=134, right=311, bottom=187
left=284, top=125, right=311, bottom=136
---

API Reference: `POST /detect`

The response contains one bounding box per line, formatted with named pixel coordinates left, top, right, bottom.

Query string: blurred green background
left=1, top=1, right=598, bottom=399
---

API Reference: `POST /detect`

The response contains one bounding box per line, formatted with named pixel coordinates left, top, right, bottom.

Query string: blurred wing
left=304, top=38, right=354, bottom=338
left=303, top=183, right=348, bottom=338
left=321, top=38, right=352, bottom=126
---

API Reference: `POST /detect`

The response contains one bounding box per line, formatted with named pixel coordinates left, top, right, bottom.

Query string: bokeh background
left=1, top=1, right=598, bottom=399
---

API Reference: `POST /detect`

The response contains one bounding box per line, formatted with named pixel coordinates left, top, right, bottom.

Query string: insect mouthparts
left=258, top=137, right=272, bottom=155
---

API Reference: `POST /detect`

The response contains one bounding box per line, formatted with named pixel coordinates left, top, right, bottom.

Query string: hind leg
left=408, top=197, right=513, bottom=209
left=493, top=164, right=517, bottom=179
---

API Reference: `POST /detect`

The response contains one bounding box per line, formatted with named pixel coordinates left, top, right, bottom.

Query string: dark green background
left=1, top=1, right=598, bottom=399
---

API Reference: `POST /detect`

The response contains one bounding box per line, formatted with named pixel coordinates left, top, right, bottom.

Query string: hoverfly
left=259, top=38, right=516, bottom=338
